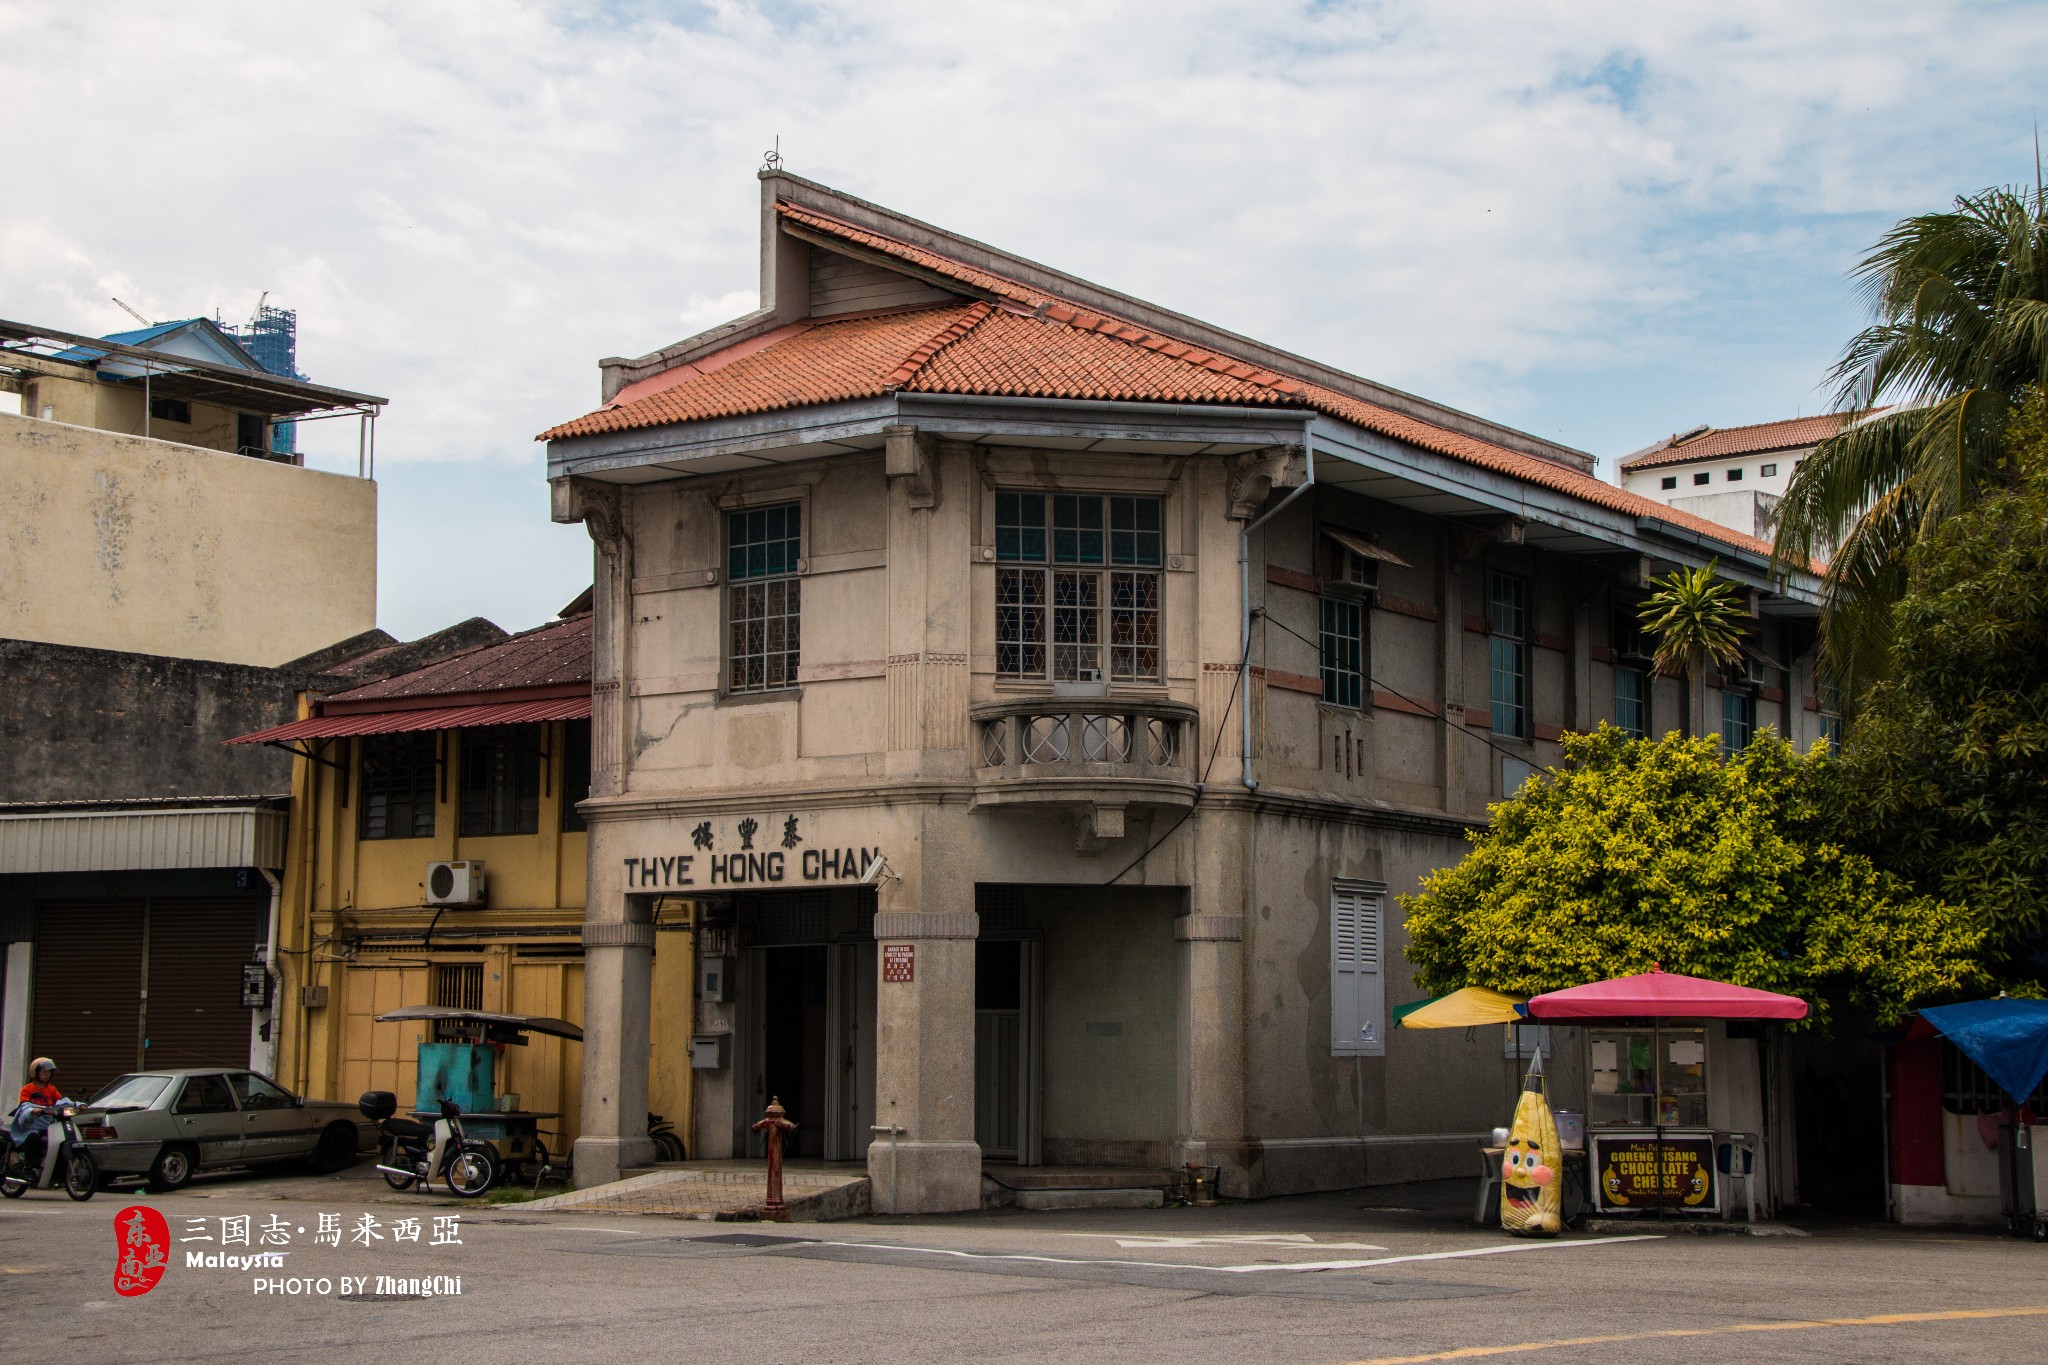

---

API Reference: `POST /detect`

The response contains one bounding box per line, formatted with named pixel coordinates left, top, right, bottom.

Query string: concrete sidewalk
left=524, top=1160, right=870, bottom=1220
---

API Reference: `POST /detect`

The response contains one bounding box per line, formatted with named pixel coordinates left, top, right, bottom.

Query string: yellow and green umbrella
left=1392, top=986, right=1527, bottom=1029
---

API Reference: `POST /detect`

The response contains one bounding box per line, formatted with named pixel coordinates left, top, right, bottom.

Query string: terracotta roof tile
left=1620, top=412, right=1870, bottom=472
left=540, top=306, right=981, bottom=441
left=905, top=309, right=1290, bottom=406
left=542, top=203, right=1785, bottom=562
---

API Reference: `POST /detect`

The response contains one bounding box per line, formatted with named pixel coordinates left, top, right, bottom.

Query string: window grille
left=727, top=503, right=802, bottom=693
left=995, top=491, right=1161, bottom=683
left=1320, top=597, right=1364, bottom=708
left=1487, top=571, right=1529, bottom=738
left=1721, top=690, right=1755, bottom=754
left=560, top=718, right=591, bottom=832
left=360, top=733, right=437, bottom=840
left=1613, top=664, right=1649, bottom=740
left=432, top=963, right=484, bottom=1043
left=460, top=725, right=541, bottom=836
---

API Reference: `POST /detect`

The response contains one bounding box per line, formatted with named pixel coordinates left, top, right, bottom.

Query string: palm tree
left=1639, top=562, right=1747, bottom=741
left=1774, top=183, right=2048, bottom=700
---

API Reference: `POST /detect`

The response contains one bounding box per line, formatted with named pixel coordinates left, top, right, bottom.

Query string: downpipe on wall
left=1239, top=440, right=1316, bottom=791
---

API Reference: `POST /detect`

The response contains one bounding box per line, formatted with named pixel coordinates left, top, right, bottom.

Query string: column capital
left=1175, top=914, right=1244, bottom=942
left=873, top=911, right=980, bottom=940
left=583, top=921, right=656, bottom=949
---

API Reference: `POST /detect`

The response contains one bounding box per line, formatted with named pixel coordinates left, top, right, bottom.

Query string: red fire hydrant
left=752, top=1096, right=798, bottom=1222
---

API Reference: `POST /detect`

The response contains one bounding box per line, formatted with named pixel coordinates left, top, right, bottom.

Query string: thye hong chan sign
left=619, top=813, right=882, bottom=889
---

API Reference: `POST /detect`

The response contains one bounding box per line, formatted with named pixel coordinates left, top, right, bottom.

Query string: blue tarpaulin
left=1919, top=998, right=2048, bottom=1104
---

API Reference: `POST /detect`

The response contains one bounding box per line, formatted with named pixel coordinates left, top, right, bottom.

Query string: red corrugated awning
left=226, top=695, right=591, bottom=745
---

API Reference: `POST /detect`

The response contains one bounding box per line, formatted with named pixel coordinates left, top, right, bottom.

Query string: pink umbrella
left=1525, top=966, right=1808, bottom=1021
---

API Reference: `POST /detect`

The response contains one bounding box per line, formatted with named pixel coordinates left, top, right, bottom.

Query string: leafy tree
left=1833, top=394, right=2048, bottom=977
left=1775, top=184, right=2048, bottom=699
left=1637, top=561, right=1746, bottom=740
left=1402, top=726, right=1987, bottom=1023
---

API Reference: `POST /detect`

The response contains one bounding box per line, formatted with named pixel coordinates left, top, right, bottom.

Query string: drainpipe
left=1239, top=437, right=1317, bottom=790
left=259, top=868, right=283, bottom=1076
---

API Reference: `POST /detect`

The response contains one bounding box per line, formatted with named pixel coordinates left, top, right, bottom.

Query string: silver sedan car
left=78, top=1069, right=376, bottom=1192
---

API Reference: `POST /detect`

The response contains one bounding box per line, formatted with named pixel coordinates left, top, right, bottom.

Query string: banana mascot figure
left=1499, top=1052, right=1563, bottom=1237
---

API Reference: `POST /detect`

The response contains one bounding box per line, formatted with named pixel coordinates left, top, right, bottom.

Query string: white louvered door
left=1330, top=881, right=1386, bottom=1057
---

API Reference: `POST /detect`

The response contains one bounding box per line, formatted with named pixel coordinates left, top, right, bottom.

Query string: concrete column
left=1173, top=911, right=1247, bottom=1194
left=867, top=908, right=981, bottom=1213
left=573, top=902, right=657, bottom=1187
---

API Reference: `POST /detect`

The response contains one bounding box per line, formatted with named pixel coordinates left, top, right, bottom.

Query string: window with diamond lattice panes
left=995, top=492, right=1161, bottom=683
left=727, top=503, right=801, bottom=693
left=1487, top=571, right=1529, bottom=737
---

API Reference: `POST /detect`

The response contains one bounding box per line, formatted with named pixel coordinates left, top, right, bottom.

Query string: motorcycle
left=1, top=1102, right=97, bottom=1201
left=359, top=1092, right=498, bottom=1198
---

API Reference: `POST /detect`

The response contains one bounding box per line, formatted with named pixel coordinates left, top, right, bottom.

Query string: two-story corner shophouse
left=539, top=172, right=1830, bottom=1209
left=225, top=599, right=622, bottom=1155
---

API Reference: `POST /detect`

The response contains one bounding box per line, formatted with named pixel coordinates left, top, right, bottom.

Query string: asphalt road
left=3, top=1163, right=2045, bottom=1364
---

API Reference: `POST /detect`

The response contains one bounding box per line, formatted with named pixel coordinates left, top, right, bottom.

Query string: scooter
left=359, top=1092, right=498, bottom=1198
left=1, top=1103, right=97, bottom=1201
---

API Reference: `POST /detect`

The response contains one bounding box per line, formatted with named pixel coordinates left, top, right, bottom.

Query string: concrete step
left=989, top=1166, right=1182, bottom=1191
left=527, top=1164, right=870, bottom=1221
left=1016, top=1187, right=1165, bottom=1211
left=982, top=1166, right=1183, bottom=1211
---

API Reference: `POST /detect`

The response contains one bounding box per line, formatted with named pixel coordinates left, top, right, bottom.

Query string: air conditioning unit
left=425, top=860, right=487, bottom=907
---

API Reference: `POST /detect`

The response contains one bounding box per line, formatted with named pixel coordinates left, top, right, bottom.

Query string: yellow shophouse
left=232, top=598, right=696, bottom=1162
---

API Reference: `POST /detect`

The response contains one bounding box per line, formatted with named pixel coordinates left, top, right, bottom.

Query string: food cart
left=373, top=1006, right=583, bottom=1179
left=1525, top=968, right=1807, bottom=1221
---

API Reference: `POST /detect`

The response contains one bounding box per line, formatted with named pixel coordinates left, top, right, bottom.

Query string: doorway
left=761, top=946, right=829, bottom=1159
left=975, top=938, right=1042, bottom=1164
left=738, top=937, right=875, bottom=1161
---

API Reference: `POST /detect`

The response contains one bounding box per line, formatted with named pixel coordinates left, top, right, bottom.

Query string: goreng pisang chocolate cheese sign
left=620, top=814, right=881, bottom=889
left=1592, top=1134, right=1717, bottom=1213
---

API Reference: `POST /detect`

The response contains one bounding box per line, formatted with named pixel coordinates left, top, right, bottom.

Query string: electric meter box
left=689, top=1033, right=730, bottom=1070
left=698, top=955, right=735, bottom=1004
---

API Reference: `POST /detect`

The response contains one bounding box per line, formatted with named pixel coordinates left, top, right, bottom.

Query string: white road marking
left=803, top=1234, right=1663, bottom=1276
left=1065, top=1233, right=1391, bottom=1251
left=1218, top=1235, right=1664, bottom=1274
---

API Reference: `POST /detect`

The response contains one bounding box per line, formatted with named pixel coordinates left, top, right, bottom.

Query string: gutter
left=1240, top=439, right=1317, bottom=791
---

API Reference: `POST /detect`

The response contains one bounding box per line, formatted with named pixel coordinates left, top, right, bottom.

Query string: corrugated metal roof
left=227, top=694, right=591, bottom=745
left=0, top=805, right=286, bottom=874
left=328, top=614, right=591, bottom=703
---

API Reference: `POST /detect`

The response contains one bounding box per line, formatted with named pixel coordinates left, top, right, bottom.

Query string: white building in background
left=1617, top=411, right=1886, bottom=543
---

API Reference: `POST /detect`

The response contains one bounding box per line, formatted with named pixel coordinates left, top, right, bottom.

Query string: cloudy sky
left=6, top=2, right=2042, bottom=639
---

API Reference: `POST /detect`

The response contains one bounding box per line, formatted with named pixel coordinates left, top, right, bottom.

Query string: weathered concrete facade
left=544, top=174, right=1825, bottom=1205
left=0, top=413, right=377, bottom=666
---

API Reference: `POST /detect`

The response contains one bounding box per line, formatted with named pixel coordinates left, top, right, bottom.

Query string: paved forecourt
left=2, top=1167, right=2045, bottom=1364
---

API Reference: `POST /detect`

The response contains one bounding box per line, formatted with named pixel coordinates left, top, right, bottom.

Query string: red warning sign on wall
left=882, top=943, right=915, bottom=983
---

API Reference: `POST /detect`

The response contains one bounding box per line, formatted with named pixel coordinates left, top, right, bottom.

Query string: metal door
left=145, top=897, right=266, bottom=1072
left=30, top=900, right=145, bottom=1097
left=825, top=941, right=875, bottom=1161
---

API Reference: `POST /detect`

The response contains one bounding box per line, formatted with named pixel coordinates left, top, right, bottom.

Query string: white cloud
left=5, top=0, right=2041, bottom=633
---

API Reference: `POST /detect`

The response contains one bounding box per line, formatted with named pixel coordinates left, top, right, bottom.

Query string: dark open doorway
left=761, top=945, right=829, bottom=1159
